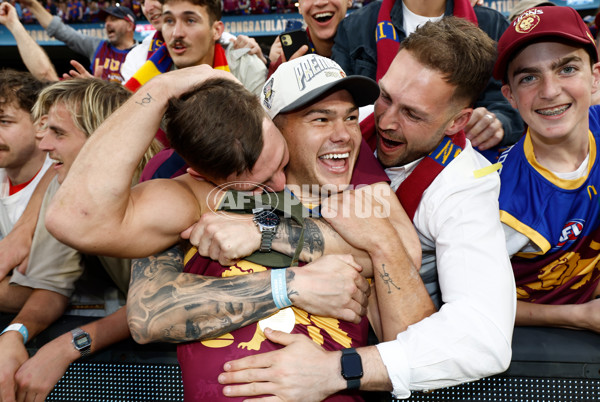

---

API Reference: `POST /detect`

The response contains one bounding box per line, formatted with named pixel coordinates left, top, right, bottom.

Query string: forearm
left=5, top=19, right=58, bottom=82
left=127, top=244, right=279, bottom=344
left=515, top=300, right=586, bottom=330
left=371, top=239, right=436, bottom=341
left=273, top=217, right=372, bottom=270
left=27, top=0, right=54, bottom=28
left=10, top=169, right=54, bottom=239
left=11, top=289, right=69, bottom=341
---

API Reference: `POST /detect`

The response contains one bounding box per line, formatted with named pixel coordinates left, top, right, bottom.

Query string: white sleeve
left=226, top=44, right=267, bottom=97
left=378, top=149, right=516, bottom=399
left=120, top=36, right=153, bottom=83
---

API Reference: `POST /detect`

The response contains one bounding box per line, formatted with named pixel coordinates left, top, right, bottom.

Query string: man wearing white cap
left=123, top=53, right=431, bottom=401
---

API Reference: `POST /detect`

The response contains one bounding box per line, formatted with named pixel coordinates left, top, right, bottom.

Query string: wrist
left=1, top=323, right=29, bottom=344
left=271, top=268, right=292, bottom=309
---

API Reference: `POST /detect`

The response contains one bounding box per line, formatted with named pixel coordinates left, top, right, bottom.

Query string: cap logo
left=263, top=78, right=274, bottom=111
left=514, top=9, right=542, bottom=33
left=515, top=14, right=540, bottom=33
left=293, top=55, right=342, bottom=91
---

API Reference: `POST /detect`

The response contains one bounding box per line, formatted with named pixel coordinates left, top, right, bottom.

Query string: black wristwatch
left=253, top=208, right=280, bottom=252
left=341, top=348, right=363, bottom=390
left=71, top=328, right=92, bottom=357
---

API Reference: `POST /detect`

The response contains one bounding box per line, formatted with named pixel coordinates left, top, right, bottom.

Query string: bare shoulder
left=173, top=174, right=225, bottom=214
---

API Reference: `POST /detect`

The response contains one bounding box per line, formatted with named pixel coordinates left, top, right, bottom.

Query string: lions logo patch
left=262, top=78, right=274, bottom=110
left=515, top=14, right=540, bottom=33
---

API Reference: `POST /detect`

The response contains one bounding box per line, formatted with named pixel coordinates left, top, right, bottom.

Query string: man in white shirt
left=0, top=70, right=52, bottom=264
left=218, top=16, right=516, bottom=400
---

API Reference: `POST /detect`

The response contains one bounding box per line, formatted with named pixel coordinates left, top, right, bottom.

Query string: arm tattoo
left=127, top=243, right=279, bottom=344
left=273, top=218, right=325, bottom=262
left=135, top=92, right=154, bottom=106
left=378, top=263, right=401, bottom=294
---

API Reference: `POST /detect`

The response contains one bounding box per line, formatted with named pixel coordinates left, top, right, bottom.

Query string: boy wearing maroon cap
left=495, top=6, right=600, bottom=332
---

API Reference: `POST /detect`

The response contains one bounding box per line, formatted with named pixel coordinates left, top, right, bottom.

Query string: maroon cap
left=493, top=6, right=598, bottom=82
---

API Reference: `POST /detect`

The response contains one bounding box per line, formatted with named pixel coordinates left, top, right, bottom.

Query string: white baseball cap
left=261, top=54, right=380, bottom=119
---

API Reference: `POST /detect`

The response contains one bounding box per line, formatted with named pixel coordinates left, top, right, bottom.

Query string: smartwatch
left=253, top=208, right=280, bottom=252
left=71, top=328, right=92, bottom=357
left=341, top=348, right=363, bottom=390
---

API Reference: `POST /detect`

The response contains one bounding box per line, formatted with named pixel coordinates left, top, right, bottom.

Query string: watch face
left=255, top=210, right=280, bottom=228
left=74, top=333, right=91, bottom=349
left=341, top=352, right=363, bottom=379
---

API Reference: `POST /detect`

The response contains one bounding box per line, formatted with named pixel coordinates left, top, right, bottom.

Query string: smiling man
left=494, top=6, right=600, bottom=332
left=21, top=0, right=136, bottom=82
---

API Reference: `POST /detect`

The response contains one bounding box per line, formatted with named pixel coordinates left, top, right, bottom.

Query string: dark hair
left=159, top=0, right=222, bottom=22
left=164, top=78, right=264, bottom=181
left=0, top=69, right=47, bottom=115
left=402, top=16, right=496, bottom=106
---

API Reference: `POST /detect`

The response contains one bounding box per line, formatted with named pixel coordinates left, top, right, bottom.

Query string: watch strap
left=259, top=229, right=276, bottom=252
left=346, top=378, right=361, bottom=390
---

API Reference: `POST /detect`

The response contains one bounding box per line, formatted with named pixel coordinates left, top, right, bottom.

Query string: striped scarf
left=125, top=42, right=230, bottom=92
left=375, top=0, right=478, bottom=81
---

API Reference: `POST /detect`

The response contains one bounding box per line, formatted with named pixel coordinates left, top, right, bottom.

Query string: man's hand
left=289, top=254, right=369, bottom=323
left=0, top=3, right=19, bottom=29
left=14, top=336, right=73, bottom=402
left=464, top=107, right=504, bottom=151
left=61, top=59, right=97, bottom=80
left=321, top=186, right=397, bottom=259
left=181, top=212, right=260, bottom=266
left=230, top=35, right=267, bottom=65
left=159, top=64, right=240, bottom=100
left=0, top=333, right=29, bottom=402
left=219, top=328, right=344, bottom=401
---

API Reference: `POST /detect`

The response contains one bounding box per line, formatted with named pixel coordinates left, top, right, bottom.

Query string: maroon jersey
left=91, top=41, right=132, bottom=82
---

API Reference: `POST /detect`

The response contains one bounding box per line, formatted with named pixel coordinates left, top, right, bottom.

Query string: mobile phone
left=279, top=29, right=310, bottom=60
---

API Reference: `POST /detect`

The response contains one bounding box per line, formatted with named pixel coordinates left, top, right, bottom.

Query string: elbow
left=126, top=302, right=156, bottom=345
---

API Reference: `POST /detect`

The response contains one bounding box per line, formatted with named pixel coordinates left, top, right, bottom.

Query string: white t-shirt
left=402, top=2, right=443, bottom=36
left=0, top=155, right=53, bottom=239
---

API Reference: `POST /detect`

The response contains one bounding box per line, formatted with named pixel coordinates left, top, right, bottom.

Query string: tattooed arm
left=127, top=244, right=369, bottom=344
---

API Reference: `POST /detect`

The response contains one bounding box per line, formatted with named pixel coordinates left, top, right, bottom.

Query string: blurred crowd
left=4, top=0, right=376, bottom=24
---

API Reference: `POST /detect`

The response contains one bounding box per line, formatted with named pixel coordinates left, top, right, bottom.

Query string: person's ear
left=444, top=108, right=473, bottom=136
left=187, top=167, right=207, bottom=182
left=501, top=83, right=518, bottom=110
left=212, top=20, right=224, bottom=41
left=591, top=61, right=600, bottom=95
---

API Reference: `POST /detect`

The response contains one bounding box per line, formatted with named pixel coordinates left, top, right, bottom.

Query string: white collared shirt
left=376, top=141, right=517, bottom=398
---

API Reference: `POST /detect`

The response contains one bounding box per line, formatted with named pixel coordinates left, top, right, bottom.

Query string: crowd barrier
left=2, top=313, right=599, bottom=401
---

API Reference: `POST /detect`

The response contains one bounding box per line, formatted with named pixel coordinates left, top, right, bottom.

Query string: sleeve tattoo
left=127, top=244, right=280, bottom=344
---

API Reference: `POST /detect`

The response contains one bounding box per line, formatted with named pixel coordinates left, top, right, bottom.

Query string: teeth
left=320, top=152, right=349, bottom=159
left=315, top=12, right=333, bottom=19
left=537, top=104, right=570, bottom=116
